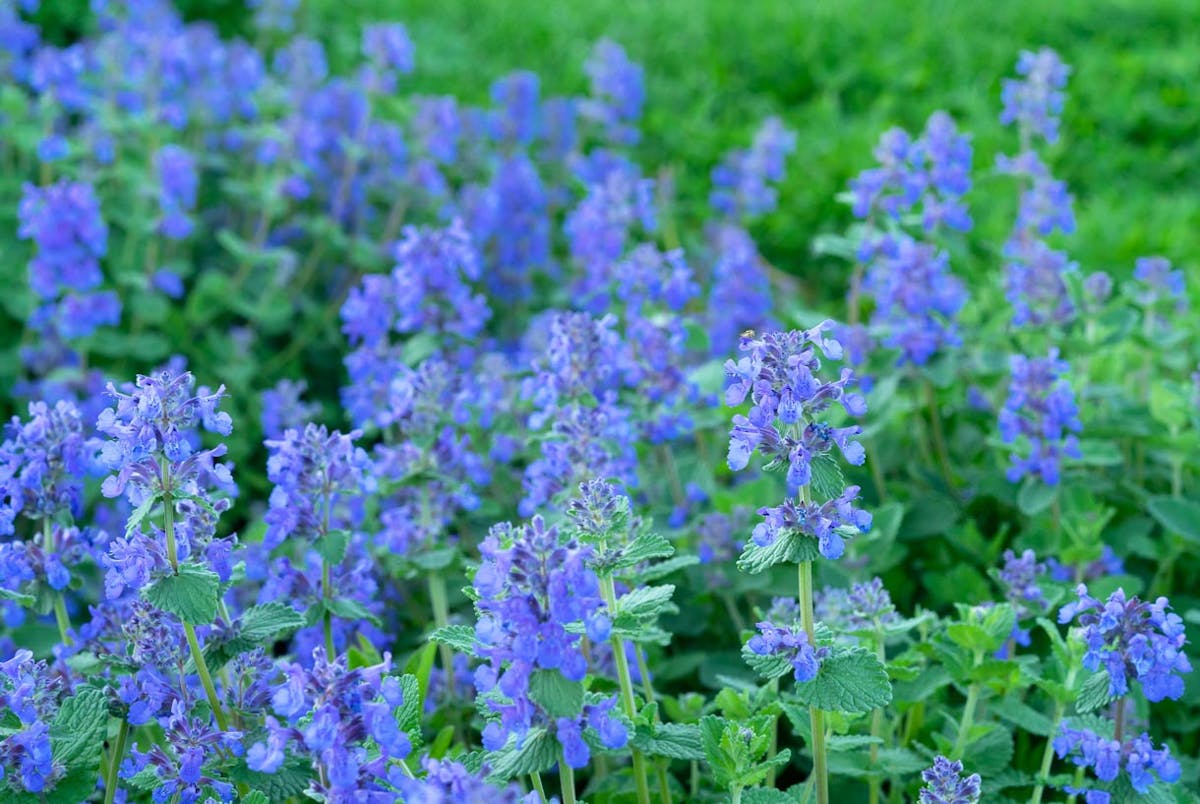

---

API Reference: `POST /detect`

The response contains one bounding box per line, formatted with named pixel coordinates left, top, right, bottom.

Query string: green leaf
left=312, top=530, right=349, bottom=565
left=49, top=687, right=108, bottom=769
left=793, top=646, right=892, bottom=714
left=230, top=758, right=312, bottom=800
left=239, top=603, right=306, bottom=643
left=394, top=674, right=423, bottom=748
left=826, top=734, right=884, bottom=752
left=1017, top=478, right=1058, bottom=516
left=125, top=493, right=160, bottom=537
left=325, top=596, right=383, bottom=627
left=741, top=642, right=794, bottom=681
left=737, top=531, right=819, bottom=574
left=487, top=728, right=559, bottom=780
left=1147, top=496, right=1200, bottom=544
left=616, top=531, right=675, bottom=568
left=630, top=722, right=705, bottom=760
left=142, top=563, right=220, bottom=624
left=992, top=696, right=1054, bottom=737
left=240, top=792, right=270, bottom=804
left=430, top=624, right=477, bottom=656
left=741, top=789, right=799, bottom=804
left=810, top=453, right=845, bottom=502
left=617, top=584, right=676, bottom=620
left=0, top=587, right=35, bottom=606
left=633, top=554, right=700, bottom=582
left=411, top=547, right=457, bottom=571
left=527, top=669, right=584, bottom=719
left=1076, top=669, right=1115, bottom=714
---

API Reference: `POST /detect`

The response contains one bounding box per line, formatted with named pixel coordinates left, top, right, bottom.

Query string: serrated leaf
left=1147, top=496, right=1200, bottom=544
left=741, top=642, right=794, bottom=681
left=49, top=687, right=108, bottom=769
left=527, top=669, right=584, bottom=719
left=630, top=722, right=704, bottom=760
left=142, top=563, right=220, bottom=624
left=826, top=734, right=884, bottom=751
left=810, top=454, right=845, bottom=502
left=793, top=646, right=892, bottom=714
left=240, top=792, right=270, bottom=804
left=617, top=584, right=676, bottom=619
left=394, top=674, right=422, bottom=748
left=124, top=493, right=160, bottom=538
left=312, top=530, right=349, bottom=564
left=239, top=603, right=306, bottom=643
left=1076, top=669, right=1115, bottom=714
left=992, top=695, right=1054, bottom=737
left=737, top=531, right=820, bottom=575
left=230, top=758, right=312, bottom=800
left=411, top=546, right=457, bottom=571
left=1017, top=479, right=1057, bottom=516
left=741, top=789, right=799, bottom=804
left=632, top=554, right=699, bottom=582
left=615, top=531, right=674, bottom=568
left=487, top=728, right=559, bottom=780
left=430, top=624, right=478, bottom=656
left=963, top=723, right=1014, bottom=777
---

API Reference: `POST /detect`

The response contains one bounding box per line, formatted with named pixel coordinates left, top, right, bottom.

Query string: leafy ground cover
left=0, top=1, right=1198, bottom=803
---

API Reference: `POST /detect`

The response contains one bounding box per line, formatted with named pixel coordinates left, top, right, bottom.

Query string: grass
left=299, top=0, right=1200, bottom=302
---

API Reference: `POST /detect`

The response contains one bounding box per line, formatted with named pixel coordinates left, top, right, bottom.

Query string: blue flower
left=918, top=756, right=981, bottom=804
left=998, top=350, right=1081, bottom=485
left=1000, top=48, right=1070, bottom=143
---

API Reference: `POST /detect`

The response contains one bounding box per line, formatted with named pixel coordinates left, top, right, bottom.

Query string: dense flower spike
left=471, top=516, right=625, bottom=762
left=0, top=650, right=64, bottom=794
left=1054, top=723, right=1181, bottom=796
left=245, top=648, right=412, bottom=795
left=0, top=400, right=94, bottom=531
left=1000, top=48, right=1070, bottom=144
left=17, top=180, right=108, bottom=301
left=263, top=424, right=372, bottom=548
left=581, top=38, right=644, bottom=145
left=155, top=144, right=198, bottom=239
left=815, top=577, right=900, bottom=632
left=393, top=757, right=530, bottom=802
left=918, top=756, right=982, bottom=804
left=998, top=350, right=1081, bottom=485
left=710, top=116, right=797, bottom=220
left=1058, top=586, right=1191, bottom=702
left=724, top=325, right=871, bottom=558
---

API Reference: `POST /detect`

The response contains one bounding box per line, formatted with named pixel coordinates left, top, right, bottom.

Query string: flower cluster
left=710, top=116, right=797, bottom=220
left=1054, top=723, right=1180, bottom=799
left=997, top=350, right=1081, bottom=485
left=0, top=650, right=63, bottom=794
left=918, top=756, right=981, bottom=804
left=263, top=424, right=372, bottom=549
left=724, top=325, right=871, bottom=558
left=1058, top=586, right=1191, bottom=702
left=0, top=400, right=94, bottom=532
left=747, top=621, right=829, bottom=683
left=246, top=649, right=412, bottom=796
left=996, top=548, right=1049, bottom=646
left=815, top=577, right=900, bottom=632
left=1000, top=48, right=1070, bottom=144
left=472, top=516, right=625, bottom=764
left=394, top=757, right=530, bottom=803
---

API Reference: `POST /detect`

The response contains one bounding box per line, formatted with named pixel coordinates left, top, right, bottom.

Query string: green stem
left=103, top=718, right=130, bottom=804
left=925, top=380, right=954, bottom=490
left=868, top=630, right=886, bottom=804
left=1030, top=668, right=1077, bottom=804
left=798, top=559, right=828, bottom=804
left=321, top=485, right=335, bottom=658
left=43, top=520, right=73, bottom=646
left=633, top=647, right=674, bottom=804
left=951, top=651, right=984, bottom=759
left=428, top=573, right=455, bottom=698
left=529, top=772, right=548, bottom=804
left=559, top=752, right=577, bottom=804
left=731, top=784, right=743, bottom=804
left=162, top=468, right=228, bottom=732
left=600, top=574, right=652, bottom=804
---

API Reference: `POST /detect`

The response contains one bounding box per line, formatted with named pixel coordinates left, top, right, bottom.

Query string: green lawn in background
left=51, top=0, right=1200, bottom=302
left=310, top=0, right=1200, bottom=302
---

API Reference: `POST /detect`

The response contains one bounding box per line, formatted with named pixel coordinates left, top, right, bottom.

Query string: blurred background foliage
left=35, top=0, right=1200, bottom=304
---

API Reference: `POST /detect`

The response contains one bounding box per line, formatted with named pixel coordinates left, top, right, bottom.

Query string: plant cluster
left=0, top=3, right=1196, bottom=803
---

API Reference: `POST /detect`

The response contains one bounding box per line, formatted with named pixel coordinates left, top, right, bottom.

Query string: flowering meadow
left=1, top=2, right=1198, bottom=803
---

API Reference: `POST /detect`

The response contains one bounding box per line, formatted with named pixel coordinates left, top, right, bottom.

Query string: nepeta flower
left=1058, top=586, right=1191, bottom=702
left=0, top=400, right=94, bottom=531
left=862, top=233, right=967, bottom=366
left=263, top=425, right=372, bottom=550
left=156, top=144, right=198, bottom=239
left=260, top=379, right=320, bottom=440
left=919, top=756, right=981, bottom=804
left=1055, top=723, right=1180, bottom=795
left=747, top=621, right=828, bottom=682
left=0, top=650, right=64, bottom=793
left=1131, top=256, right=1186, bottom=313
left=393, top=757, right=529, bottom=802
left=361, top=22, right=413, bottom=93
left=710, top=116, right=797, bottom=219
left=998, top=350, right=1082, bottom=485
left=581, top=39, right=644, bottom=145
left=17, top=180, right=107, bottom=300
left=815, top=577, right=899, bottom=632
left=246, top=648, right=411, bottom=794
left=995, top=548, right=1049, bottom=647
left=705, top=224, right=776, bottom=357
left=1000, top=48, right=1070, bottom=143
left=122, top=699, right=242, bottom=803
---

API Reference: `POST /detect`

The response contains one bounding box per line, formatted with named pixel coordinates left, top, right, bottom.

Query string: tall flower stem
left=559, top=752, right=578, bottom=804
left=600, top=572, right=652, bottom=804
left=103, top=718, right=130, bottom=804
left=321, top=486, right=335, bottom=658
left=951, top=649, right=984, bottom=759
left=924, top=380, right=954, bottom=490
left=43, top=519, right=72, bottom=646
left=1030, top=667, right=1077, bottom=804
left=634, top=646, right=675, bottom=804
left=428, top=573, right=455, bottom=697
left=867, top=629, right=886, bottom=804
left=798, top=558, right=828, bottom=804
left=162, top=470, right=229, bottom=732
left=529, top=772, right=548, bottom=804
